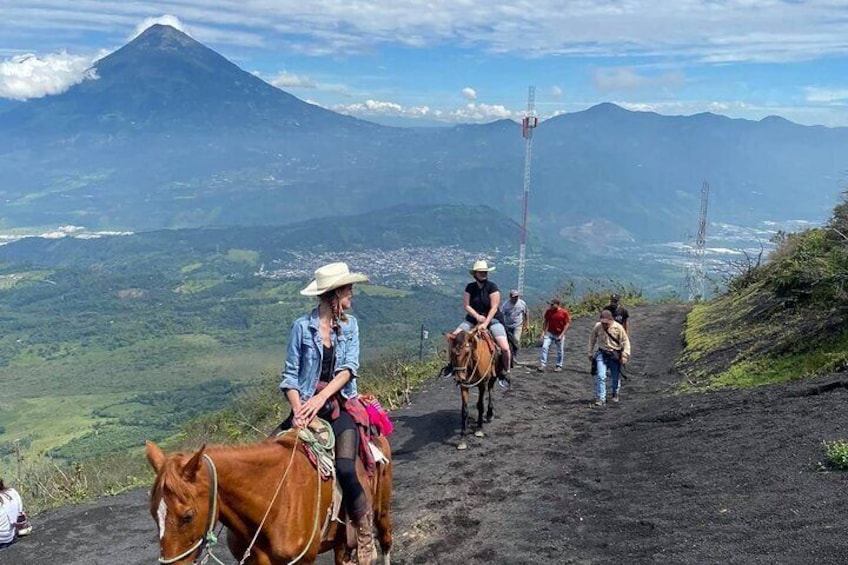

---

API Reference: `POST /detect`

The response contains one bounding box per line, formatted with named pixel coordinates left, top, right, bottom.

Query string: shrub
left=823, top=439, right=848, bottom=470
left=828, top=189, right=848, bottom=241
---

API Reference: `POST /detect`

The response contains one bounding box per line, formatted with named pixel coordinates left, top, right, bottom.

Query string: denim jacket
left=279, top=308, right=360, bottom=401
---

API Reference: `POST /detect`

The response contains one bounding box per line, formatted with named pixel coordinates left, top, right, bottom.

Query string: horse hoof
left=474, top=430, right=485, bottom=438
left=457, top=442, right=468, bottom=451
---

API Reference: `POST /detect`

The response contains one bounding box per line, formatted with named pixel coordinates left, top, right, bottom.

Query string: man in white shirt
left=500, top=289, right=529, bottom=363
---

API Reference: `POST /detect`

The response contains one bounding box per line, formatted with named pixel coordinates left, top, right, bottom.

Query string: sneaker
left=440, top=364, right=454, bottom=379
left=16, top=514, right=32, bottom=537
left=591, top=399, right=606, bottom=407
left=536, top=366, right=546, bottom=373
left=554, top=366, right=563, bottom=372
left=497, top=376, right=511, bottom=389
left=611, top=394, right=620, bottom=403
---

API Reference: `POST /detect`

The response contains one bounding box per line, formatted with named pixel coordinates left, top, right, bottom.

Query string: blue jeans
left=539, top=332, right=564, bottom=368
left=594, top=350, right=621, bottom=402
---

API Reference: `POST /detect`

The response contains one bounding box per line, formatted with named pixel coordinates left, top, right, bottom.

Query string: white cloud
left=6, top=1, right=848, bottom=63
left=269, top=71, right=317, bottom=89
left=462, top=87, right=477, bottom=100
left=450, top=103, right=516, bottom=121
left=593, top=67, right=685, bottom=92
left=606, top=99, right=848, bottom=126
left=616, top=100, right=745, bottom=115
left=804, top=87, right=848, bottom=104
left=330, top=98, right=518, bottom=123
left=550, top=86, right=563, bottom=98
left=332, top=99, right=434, bottom=118
left=0, top=51, right=97, bottom=100
left=131, top=15, right=188, bottom=40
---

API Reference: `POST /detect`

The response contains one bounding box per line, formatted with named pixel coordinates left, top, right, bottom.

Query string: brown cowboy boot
left=355, top=511, right=375, bottom=565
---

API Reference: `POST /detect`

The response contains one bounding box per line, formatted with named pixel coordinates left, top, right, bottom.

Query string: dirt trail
left=5, top=304, right=848, bottom=564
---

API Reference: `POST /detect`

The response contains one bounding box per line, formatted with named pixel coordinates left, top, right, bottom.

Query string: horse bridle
left=158, top=454, right=220, bottom=565
left=453, top=331, right=495, bottom=388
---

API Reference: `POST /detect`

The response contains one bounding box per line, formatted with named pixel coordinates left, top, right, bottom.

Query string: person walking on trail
left=604, top=293, right=631, bottom=334
left=0, top=478, right=32, bottom=549
left=500, top=289, right=529, bottom=364
left=537, top=299, right=571, bottom=373
left=588, top=309, right=631, bottom=406
left=443, top=260, right=512, bottom=388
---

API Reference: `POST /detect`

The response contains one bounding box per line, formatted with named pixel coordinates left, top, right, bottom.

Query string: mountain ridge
left=0, top=24, right=845, bottom=245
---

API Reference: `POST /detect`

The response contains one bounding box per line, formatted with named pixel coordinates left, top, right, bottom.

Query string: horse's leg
left=475, top=382, right=485, bottom=432
left=458, top=387, right=469, bottom=450
left=486, top=377, right=495, bottom=422
left=226, top=531, right=245, bottom=563
left=333, top=541, right=350, bottom=565
left=242, top=550, right=280, bottom=565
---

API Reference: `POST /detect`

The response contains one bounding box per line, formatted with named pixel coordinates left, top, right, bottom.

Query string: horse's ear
left=181, top=444, right=207, bottom=482
left=146, top=440, right=166, bottom=473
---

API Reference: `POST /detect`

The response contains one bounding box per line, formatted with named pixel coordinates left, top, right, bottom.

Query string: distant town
left=256, top=246, right=502, bottom=288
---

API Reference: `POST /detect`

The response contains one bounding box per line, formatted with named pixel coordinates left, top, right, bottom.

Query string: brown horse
left=145, top=432, right=393, bottom=565
left=447, top=327, right=501, bottom=450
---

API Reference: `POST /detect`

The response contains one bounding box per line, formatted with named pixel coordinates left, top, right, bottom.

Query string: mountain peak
left=0, top=22, right=369, bottom=134
left=129, top=24, right=200, bottom=51
left=759, top=115, right=794, bottom=126
left=585, top=102, right=628, bottom=115
left=96, top=23, right=228, bottom=77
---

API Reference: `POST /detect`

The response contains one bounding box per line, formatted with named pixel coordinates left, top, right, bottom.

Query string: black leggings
left=332, top=411, right=368, bottom=521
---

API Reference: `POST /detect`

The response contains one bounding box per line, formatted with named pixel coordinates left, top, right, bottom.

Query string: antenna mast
left=688, top=180, right=710, bottom=301
left=517, top=86, right=538, bottom=295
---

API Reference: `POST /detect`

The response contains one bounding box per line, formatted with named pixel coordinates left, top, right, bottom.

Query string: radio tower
left=517, top=86, right=538, bottom=295
left=689, top=180, right=710, bottom=301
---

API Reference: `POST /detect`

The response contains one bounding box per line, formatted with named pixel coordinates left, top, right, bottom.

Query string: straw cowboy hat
left=469, top=260, right=496, bottom=276
left=300, top=262, right=369, bottom=296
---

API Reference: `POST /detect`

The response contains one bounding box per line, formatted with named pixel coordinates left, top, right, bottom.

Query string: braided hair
left=319, top=284, right=351, bottom=329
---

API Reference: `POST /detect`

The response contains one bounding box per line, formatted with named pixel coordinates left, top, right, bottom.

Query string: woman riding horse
left=278, top=262, right=375, bottom=564
left=444, top=260, right=511, bottom=387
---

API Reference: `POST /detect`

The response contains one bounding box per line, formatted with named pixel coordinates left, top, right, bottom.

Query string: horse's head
left=449, top=330, right=477, bottom=384
left=146, top=441, right=218, bottom=565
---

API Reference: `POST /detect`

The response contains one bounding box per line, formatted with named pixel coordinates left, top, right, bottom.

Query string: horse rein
left=157, top=426, right=337, bottom=565
left=158, top=454, right=220, bottom=565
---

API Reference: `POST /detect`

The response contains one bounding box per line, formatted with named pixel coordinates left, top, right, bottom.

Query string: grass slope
left=678, top=204, right=848, bottom=389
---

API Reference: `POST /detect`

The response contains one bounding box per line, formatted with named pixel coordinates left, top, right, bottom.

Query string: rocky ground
left=5, top=304, right=848, bottom=564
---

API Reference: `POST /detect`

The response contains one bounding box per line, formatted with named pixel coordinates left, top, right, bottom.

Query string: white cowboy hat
left=469, top=260, right=496, bottom=276
left=300, top=262, right=369, bottom=296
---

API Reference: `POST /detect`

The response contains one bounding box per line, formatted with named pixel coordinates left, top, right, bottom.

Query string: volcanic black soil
left=5, top=304, right=848, bottom=564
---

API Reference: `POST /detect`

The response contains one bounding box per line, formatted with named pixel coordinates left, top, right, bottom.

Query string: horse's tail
left=370, top=435, right=393, bottom=556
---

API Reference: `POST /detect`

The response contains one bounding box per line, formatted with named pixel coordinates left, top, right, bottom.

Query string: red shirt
left=544, top=307, right=571, bottom=335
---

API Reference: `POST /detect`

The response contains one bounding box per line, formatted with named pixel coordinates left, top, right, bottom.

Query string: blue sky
left=1, top=1, right=847, bottom=126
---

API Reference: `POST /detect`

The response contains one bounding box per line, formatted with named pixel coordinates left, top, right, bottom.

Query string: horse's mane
left=157, top=459, right=195, bottom=503
left=204, top=435, right=298, bottom=454
left=157, top=435, right=299, bottom=501
left=450, top=331, right=470, bottom=355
